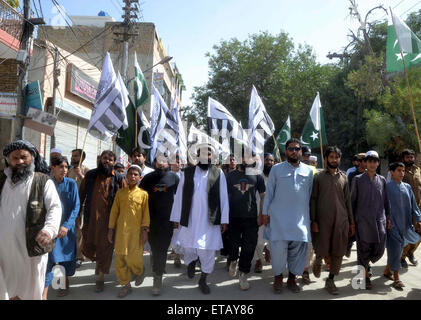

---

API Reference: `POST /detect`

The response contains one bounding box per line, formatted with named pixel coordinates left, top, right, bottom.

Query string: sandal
left=57, top=278, right=70, bottom=297
left=392, top=280, right=405, bottom=291
left=118, top=285, right=132, bottom=298
left=95, top=280, right=104, bottom=293
left=383, top=272, right=393, bottom=281
left=57, top=288, right=69, bottom=297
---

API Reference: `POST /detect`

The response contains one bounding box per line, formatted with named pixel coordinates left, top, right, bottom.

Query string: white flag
left=171, top=92, right=188, bottom=164
left=88, top=52, right=128, bottom=140
left=188, top=123, right=230, bottom=159
left=150, top=86, right=179, bottom=162
left=207, top=97, right=246, bottom=143
left=248, top=85, right=275, bottom=152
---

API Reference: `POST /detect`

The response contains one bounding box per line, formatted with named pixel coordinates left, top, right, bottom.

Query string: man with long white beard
left=0, top=140, right=62, bottom=300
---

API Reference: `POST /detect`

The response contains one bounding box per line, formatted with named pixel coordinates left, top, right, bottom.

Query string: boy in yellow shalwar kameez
left=108, top=165, right=150, bottom=298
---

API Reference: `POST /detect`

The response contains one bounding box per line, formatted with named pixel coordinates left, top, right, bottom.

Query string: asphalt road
left=47, top=246, right=421, bottom=301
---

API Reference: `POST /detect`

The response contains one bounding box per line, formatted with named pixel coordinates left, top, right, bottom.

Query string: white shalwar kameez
left=170, top=166, right=229, bottom=273
left=0, top=168, right=62, bottom=300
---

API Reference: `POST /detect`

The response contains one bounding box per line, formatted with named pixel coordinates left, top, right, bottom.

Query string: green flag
left=116, top=97, right=150, bottom=156
left=386, top=13, right=421, bottom=73
left=134, top=51, right=149, bottom=107
left=274, top=116, right=291, bottom=156
left=300, top=93, right=327, bottom=149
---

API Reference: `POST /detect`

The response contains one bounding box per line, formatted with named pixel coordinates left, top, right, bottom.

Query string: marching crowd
left=0, top=137, right=420, bottom=300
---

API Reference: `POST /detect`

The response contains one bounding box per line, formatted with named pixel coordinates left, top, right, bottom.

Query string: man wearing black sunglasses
left=262, top=138, right=314, bottom=294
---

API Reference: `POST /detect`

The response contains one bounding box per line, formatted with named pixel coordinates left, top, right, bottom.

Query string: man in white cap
left=49, top=148, right=62, bottom=166
left=351, top=150, right=392, bottom=290
left=170, top=143, right=229, bottom=294
left=309, top=156, right=318, bottom=168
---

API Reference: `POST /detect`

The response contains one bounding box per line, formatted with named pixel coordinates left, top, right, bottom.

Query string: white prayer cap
left=50, top=148, right=62, bottom=154
left=128, top=164, right=142, bottom=174
left=195, top=142, right=216, bottom=155
left=309, top=156, right=317, bottom=162
left=365, top=150, right=379, bottom=160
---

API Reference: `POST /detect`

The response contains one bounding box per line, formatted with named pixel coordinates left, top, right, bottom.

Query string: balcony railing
left=0, top=0, right=23, bottom=42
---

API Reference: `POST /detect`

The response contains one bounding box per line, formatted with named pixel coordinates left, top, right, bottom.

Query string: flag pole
left=78, top=130, right=89, bottom=168
left=391, top=7, right=421, bottom=153
left=272, top=134, right=282, bottom=162
left=401, top=53, right=421, bottom=153
left=319, top=130, right=325, bottom=169
left=135, top=107, right=138, bottom=148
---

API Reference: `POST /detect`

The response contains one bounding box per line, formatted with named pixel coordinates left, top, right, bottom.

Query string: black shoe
left=225, top=260, right=230, bottom=272
left=345, top=248, right=351, bottom=258
left=273, top=275, right=283, bottom=294
left=365, top=277, right=372, bottom=290
left=367, top=265, right=373, bottom=278
left=401, top=259, right=409, bottom=269
left=75, top=260, right=83, bottom=269
left=301, top=271, right=311, bottom=285
left=198, top=273, right=210, bottom=294
left=187, top=260, right=197, bottom=278
left=287, top=277, right=301, bottom=293
left=408, top=255, right=418, bottom=266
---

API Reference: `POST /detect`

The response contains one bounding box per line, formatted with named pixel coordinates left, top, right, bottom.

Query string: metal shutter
left=77, top=118, right=99, bottom=170
left=54, top=111, right=78, bottom=161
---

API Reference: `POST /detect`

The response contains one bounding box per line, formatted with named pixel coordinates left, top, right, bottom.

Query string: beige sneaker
left=229, top=260, right=238, bottom=277
left=239, top=272, right=250, bottom=291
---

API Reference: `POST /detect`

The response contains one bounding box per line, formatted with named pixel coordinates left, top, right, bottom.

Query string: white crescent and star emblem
left=411, top=53, right=421, bottom=62
left=310, top=131, right=319, bottom=141
left=278, top=129, right=291, bottom=145
left=396, top=52, right=408, bottom=61
left=300, top=136, right=310, bottom=146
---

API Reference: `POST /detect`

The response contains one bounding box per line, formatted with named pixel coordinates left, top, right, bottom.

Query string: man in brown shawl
left=311, top=146, right=355, bottom=295
left=79, top=150, right=126, bottom=292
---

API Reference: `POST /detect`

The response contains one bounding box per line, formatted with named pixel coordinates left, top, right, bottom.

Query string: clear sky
left=34, top=0, right=421, bottom=107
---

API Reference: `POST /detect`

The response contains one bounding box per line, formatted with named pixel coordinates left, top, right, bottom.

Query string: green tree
left=189, top=31, right=336, bottom=152
left=6, top=0, right=20, bottom=8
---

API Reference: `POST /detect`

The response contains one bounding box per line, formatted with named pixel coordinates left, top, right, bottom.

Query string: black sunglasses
left=287, top=147, right=301, bottom=152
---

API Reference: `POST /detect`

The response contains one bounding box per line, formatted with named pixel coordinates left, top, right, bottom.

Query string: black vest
left=0, top=170, right=54, bottom=257
left=180, top=165, right=221, bottom=227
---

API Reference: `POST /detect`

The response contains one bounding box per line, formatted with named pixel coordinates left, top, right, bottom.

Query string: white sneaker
left=239, top=272, right=250, bottom=291
left=229, top=260, right=238, bottom=277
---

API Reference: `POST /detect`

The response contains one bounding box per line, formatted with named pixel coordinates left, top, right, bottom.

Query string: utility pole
left=50, top=46, right=60, bottom=149
left=115, top=0, right=139, bottom=84
left=113, top=0, right=139, bottom=156
left=14, top=0, right=45, bottom=140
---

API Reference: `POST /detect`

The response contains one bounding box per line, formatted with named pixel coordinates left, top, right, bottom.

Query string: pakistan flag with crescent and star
left=386, top=14, right=421, bottom=73
left=274, top=115, right=291, bottom=154
left=300, top=93, right=327, bottom=149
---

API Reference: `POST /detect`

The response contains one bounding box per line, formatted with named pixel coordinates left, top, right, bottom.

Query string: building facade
left=37, top=17, right=185, bottom=118
left=0, top=10, right=184, bottom=168
left=0, top=0, right=23, bottom=168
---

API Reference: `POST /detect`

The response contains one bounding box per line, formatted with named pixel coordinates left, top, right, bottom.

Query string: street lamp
left=128, top=56, right=173, bottom=84
left=143, top=56, right=173, bottom=73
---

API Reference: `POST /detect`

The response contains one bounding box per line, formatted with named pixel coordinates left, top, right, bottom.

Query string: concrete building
left=0, top=9, right=185, bottom=168
left=37, top=14, right=185, bottom=117
left=0, top=0, right=23, bottom=167
left=26, top=39, right=113, bottom=169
